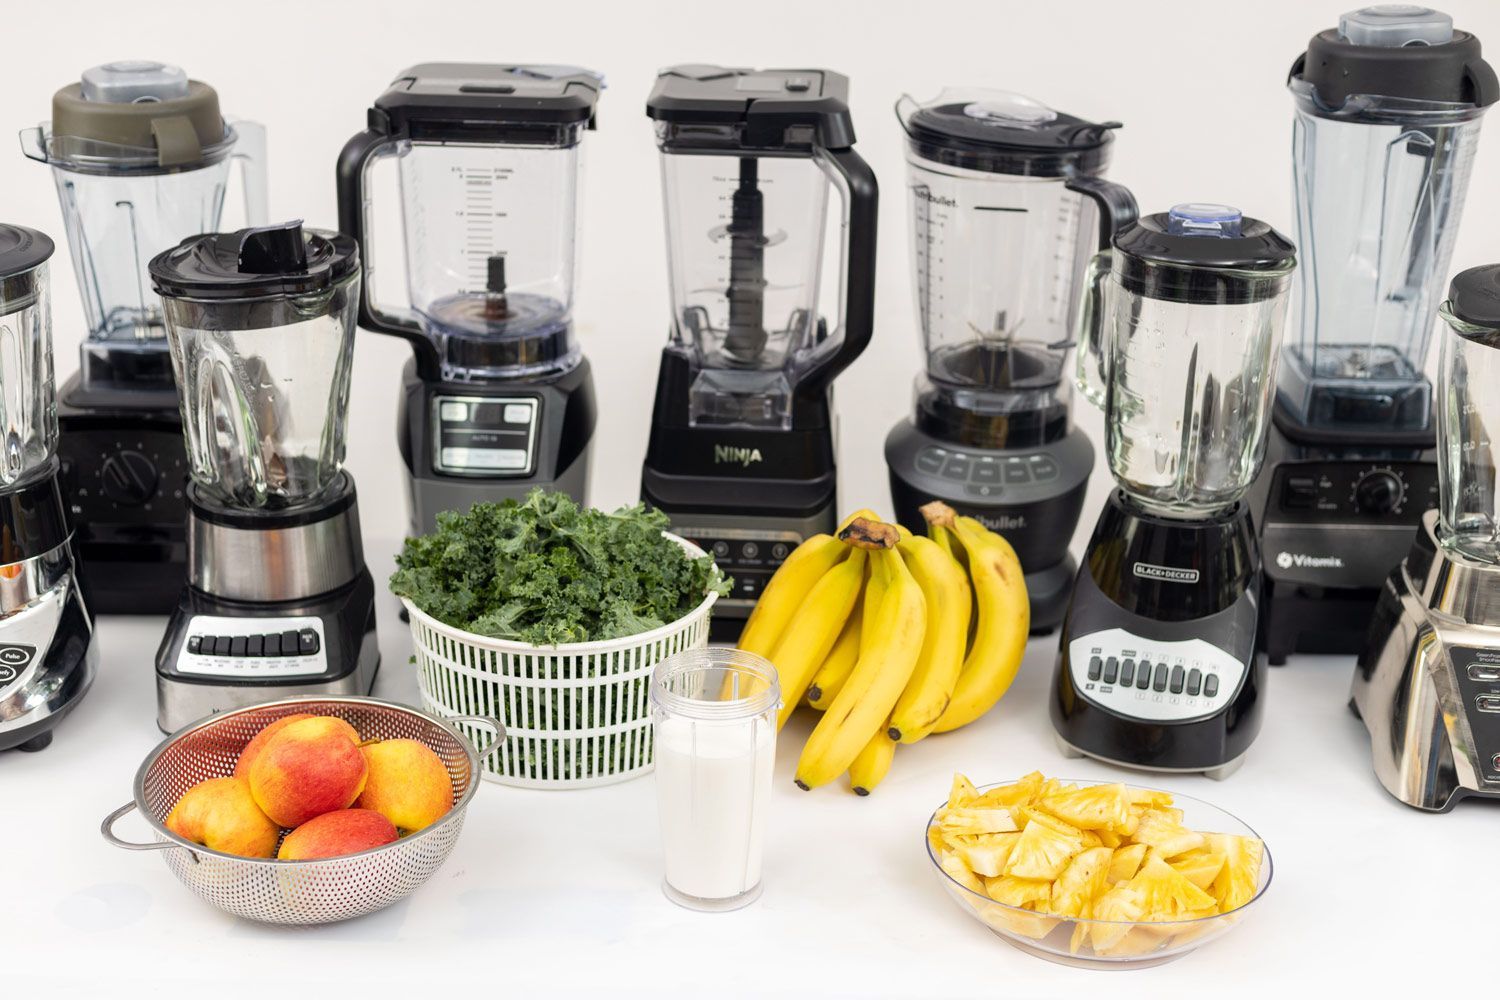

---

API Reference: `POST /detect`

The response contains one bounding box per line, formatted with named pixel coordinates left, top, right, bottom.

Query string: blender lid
left=1290, top=6, right=1498, bottom=109
left=1447, top=264, right=1500, bottom=328
left=646, top=66, right=855, bottom=149
left=0, top=224, right=54, bottom=279
left=900, top=88, right=1119, bottom=176
left=47, top=60, right=231, bottom=168
left=1116, top=205, right=1295, bottom=269
left=367, top=64, right=601, bottom=141
left=149, top=221, right=358, bottom=301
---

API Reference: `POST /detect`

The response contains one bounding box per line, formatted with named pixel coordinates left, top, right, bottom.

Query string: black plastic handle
left=796, top=146, right=879, bottom=404
left=335, top=127, right=443, bottom=380
left=1065, top=175, right=1139, bottom=252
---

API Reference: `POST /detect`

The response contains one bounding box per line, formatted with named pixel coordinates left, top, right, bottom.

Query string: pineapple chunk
left=1170, top=849, right=1227, bottom=891
left=938, top=807, right=1020, bottom=836
left=1129, top=852, right=1218, bottom=920
left=1125, top=786, right=1175, bottom=809
left=982, top=904, right=1060, bottom=940
left=959, top=832, right=1023, bottom=878
left=1096, top=828, right=1123, bottom=849
left=1107, top=842, right=1149, bottom=884
left=1089, top=883, right=1146, bottom=950
left=1206, top=832, right=1265, bottom=913
left=972, top=771, right=1044, bottom=808
left=947, top=773, right=980, bottom=809
left=939, top=849, right=984, bottom=894
left=1003, top=809, right=1086, bottom=881
left=926, top=822, right=945, bottom=858
left=984, top=874, right=1052, bottom=908
left=1079, top=829, right=1104, bottom=849
left=1050, top=846, right=1113, bottom=918
left=1132, top=809, right=1206, bottom=858
left=1038, top=781, right=1132, bottom=833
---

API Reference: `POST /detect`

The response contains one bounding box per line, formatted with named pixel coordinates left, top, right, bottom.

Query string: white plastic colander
left=402, top=533, right=718, bottom=789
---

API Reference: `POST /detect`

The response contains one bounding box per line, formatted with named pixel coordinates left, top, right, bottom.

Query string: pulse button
left=1087, top=656, right=1102, bottom=681
left=1103, top=657, right=1119, bottom=685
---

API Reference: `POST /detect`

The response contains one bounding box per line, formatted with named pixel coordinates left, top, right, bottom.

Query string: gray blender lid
left=0, top=224, right=55, bottom=278
left=1447, top=264, right=1500, bottom=328
left=150, top=221, right=358, bottom=301
left=900, top=90, right=1119, bottom=176
left=1113, top=204, right=1296, bottom=304
left=50, top=60, right=229, bottom=167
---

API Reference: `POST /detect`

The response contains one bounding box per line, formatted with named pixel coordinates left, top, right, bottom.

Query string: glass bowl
left=925, top=778, right=1273, bottom=970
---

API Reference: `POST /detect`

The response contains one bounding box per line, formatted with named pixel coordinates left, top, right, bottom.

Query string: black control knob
left=100, top=450, right=160, bottom=507
left=1354, top=470, right=1403, bottom=515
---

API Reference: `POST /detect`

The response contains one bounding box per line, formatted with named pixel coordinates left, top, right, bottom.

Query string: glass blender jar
left=1254, top=6, right=1498, bottom=663
left=885, top=88, right=1137, bottom=633
left=1055, top=204, right=1295, bottom=778
left=21, top=60, right=268, bottom=614
left=337, top=64, right=601, bottom=536
left=0, top=224, right=97, bottom=753
left=149, top=222, right=378, bottom=732
left=641, top=66, right=878, bottom=636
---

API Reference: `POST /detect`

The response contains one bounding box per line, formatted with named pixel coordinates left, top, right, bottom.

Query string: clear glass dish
left=924, top=779, right=1273, bottom=970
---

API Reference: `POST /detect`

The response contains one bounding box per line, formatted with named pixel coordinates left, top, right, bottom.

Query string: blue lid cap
left=1167, top=203, right=1243, bottom=238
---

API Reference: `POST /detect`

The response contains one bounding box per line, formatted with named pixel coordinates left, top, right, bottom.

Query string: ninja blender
left=150, top=222, right=377, bottom=732
left=1356, top=264, right=1500, bottom=811
left=1054, top=204, right=1296, bottom=779
left=642, top=66, right=877, bottom=633
left=884, top=89, right=1136, bottom=633
left=1251, top=6, right=1497, bottom=663
left=0, top=225, right=98, bottom=752
left=337, top=64, right=600, bottom=534
left=22, top=60, right=267, bottom=614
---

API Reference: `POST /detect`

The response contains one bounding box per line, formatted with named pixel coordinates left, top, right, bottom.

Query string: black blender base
left=1261, top=581, right=1382, bottom=665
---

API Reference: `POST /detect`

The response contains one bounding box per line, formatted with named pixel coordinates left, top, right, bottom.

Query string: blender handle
left=1073, top=249, right=1114, bottom=410
left=230, top=119, right=270, bottom=228
left=1065, top=175, right=1138, bottom=252
left=796, top=146, right=879, bottom=404
left=336, top=128, right=443, bottom=380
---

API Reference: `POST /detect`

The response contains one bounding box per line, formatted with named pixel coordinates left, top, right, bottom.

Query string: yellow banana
left=806, top=600, right=862, bottom=710
left=859, top=551, right=887, bottom=650
left=930, top=509, right=1030, bottom=733
left=796, top=523, right=926, bottom=789
left=848, top=727, right=896, bottom=796
left=887, top=533, right=972, bottom=743
left=736, top=508, right=875, bottom=657
left=766, top=548, right=867, bottom=729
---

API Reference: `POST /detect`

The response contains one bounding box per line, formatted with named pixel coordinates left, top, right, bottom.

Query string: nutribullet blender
left=884, top=89, right=1136, bottom=633
left=21, top=60, right=267, bottom=614
left=1355, top=264, right=1500, bottom=811
left=641, top=66, right=877, bottom=634
left=1252, top=6, right=1497, bottom=663
left=337, top=64, right=600, bottom=534
left=150, top=222, right=377, bottom=732
left=1054, top=205, right=1296, bottom=779
left=0, top=225, right=98, bottom=752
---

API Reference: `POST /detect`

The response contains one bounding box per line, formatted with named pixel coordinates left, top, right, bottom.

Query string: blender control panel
left=1449, top=645, right=1500, bottom=782
left=1067, top=628, right=1247, bottom=723
left=176, top=615, right=327, bottom=680
left=431, top=395, right=539, bottom=477
left=0, top=643, right=37, bottom=691
left=914, top=445, right=1061, bottom=500
left=672, top=527, right=802, bottom=607
left=1272, top=461, right=1438, bottom=524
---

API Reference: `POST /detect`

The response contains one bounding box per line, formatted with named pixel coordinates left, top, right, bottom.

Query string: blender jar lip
left=651, top=647, right=781, bottom=721
left=149, top=226, right=359, bottom=302
left=34, top=124, right=240, bottom=174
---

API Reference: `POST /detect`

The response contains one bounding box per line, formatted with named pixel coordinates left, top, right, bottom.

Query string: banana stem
left=839, top=518, right=898, bottom=550
left=919, top=500, right=957, bottom=529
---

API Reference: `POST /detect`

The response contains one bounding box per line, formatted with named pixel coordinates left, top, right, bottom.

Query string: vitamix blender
left=21, top=61, right=267, bottom=614
left=641, top=66, right=878, bottom=635
left=1055, top=205, right=1296, bottom=779
left=1252, top=6, right=1497, bottom=663
left=885, top=90, right=1136, bottom=633
left=338, top=65, right=600, bottom=534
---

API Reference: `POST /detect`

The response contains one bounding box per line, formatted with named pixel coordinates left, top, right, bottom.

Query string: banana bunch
left=738, top=501, right=1029, bottom=795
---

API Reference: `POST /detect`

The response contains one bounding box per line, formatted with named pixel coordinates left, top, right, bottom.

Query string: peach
left=234, top=713, right=359, bottom=778
left=355, top=739, right=453, bottom=833
left=165, top=776, right=279, bottom=858
left=278, top=808, right=397, bottom=860
left=247, top=716, right=367, bottom=828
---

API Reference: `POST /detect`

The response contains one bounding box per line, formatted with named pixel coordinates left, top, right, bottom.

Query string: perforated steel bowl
left=102, top=696, right=503, bottom=925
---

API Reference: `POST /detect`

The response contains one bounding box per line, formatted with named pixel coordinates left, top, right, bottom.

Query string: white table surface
left=6, top=528, right=1496, bottom=998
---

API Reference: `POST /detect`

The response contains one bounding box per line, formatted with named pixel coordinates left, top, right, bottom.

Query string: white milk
left=654, top=714, right=775, bottom=901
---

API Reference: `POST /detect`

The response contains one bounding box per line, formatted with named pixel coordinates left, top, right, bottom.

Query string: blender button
left=972, top=461, right=1001, bottom=485
left=440, top=401, right=469, bottom=423
left=264, top=633, right=283, bottom=656
left=1468, top=663, right=1500, bottom=682
left=1169, top=665, right=1185, bottom=694
left=1187, top=668, right=1202, bottom=696
left=942, top=456, right=971, bottom=480
left=246, top=634, right=264, bottom=657
left=1120, top=659, right=1135, bottom=686
left=187, top=636, right=202, bottom=655
left=1204, top=674, right=1220, bottom=698
left=1003, top=462, right=1033, bottom=484
left=964, top=483, right=1000, bottom=498
left=212, top=636, right=233, bottom=657
left=1477, top=694, right=1500, bottom=713
left=712, top=541, right=731, bottom=558
left=771, top=543, right=790, bottom=561
left=1087, top=656, right=1102, bottom=681
left=281, top=630, right=300, bottom=655
left=1030, top=456, right=1060, bottom=481
left=915, top=449, right=946, bottom=474
left=298, top=629, right=320, bottom=655
left=742, top=542, right=760, bottom=560
left=230, top=636, right=248, bottom=657
left=1103, top=657, right=1118, bottom=684
left=1153, top=664, right=1169, bottom=692
left=1492, top=753, right=1500, bottom=772
left=1136, top=666, right=1151, bottom=690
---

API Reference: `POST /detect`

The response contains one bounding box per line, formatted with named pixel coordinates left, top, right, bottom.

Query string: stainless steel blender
left=0, top=225, right=98, bottom=752
left=150, top=222, right=377, bottom=732
left=1252, top=7, right=1497, bottom=664
left=641, top=66, right=877, bottom=635
left=22, top=60, right=267, bottom=614
left=884, top=89, right=1136, bottom=633
left=1054, top=205, right=1296, bottom=778
left=1355, top=263, right=1500, bottom=811
left=337, top=64, right=600, bottom=535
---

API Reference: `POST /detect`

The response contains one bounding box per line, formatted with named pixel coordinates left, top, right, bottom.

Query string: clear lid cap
left=1166, top=203, right=1244, bottom=239
left=79, top=61, right=189, bottom=103
left=1339, top=5, right=1453, bottom=47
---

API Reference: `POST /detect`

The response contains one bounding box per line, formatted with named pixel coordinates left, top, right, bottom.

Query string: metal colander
left=102, top=696, right=503, bottom=925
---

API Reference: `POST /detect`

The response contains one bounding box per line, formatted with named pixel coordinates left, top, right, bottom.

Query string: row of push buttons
left=1088, top=656, right=1219, bottom=698
left=188, top=629, right=320, bottom=658
left=915, top=448, right=1060, bottom=492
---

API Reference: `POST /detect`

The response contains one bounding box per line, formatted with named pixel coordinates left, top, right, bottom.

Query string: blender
left=149, top=222, right=378, bottom=733
left=0, top=225, right=98, bottom=752
left=1355, top=263, right=1500, bottom=812
left=337, top=64, right=601, bottom=534
left=1053, top=204, right=1296, bottom=779
left=22, top=60, right=267, bottom=614
left=1251, top=6, right=1497, bottom=664
left=884, top=89, right=1137, bottom=633
left=641, top=66, right=877, bottom=634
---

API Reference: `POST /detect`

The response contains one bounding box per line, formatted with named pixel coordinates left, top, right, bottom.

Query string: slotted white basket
left=402, top=534, right=718, bottom=789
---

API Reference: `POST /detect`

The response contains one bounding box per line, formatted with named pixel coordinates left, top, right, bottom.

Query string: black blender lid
left=1447, top=264, right=1500, bottom=328
left=149, top=221, right=358, bottom=300
left=368, top=64, right=602, bottom=140
left=1290, top=5, right=1498, bottom=108
left=646, top=65, right=855, bottom=149
left=1116, top=204, right=1295, bottom=269
left=0, top=224, right=54, bottom=278
left=900, top=89, right=1119, bottom=176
